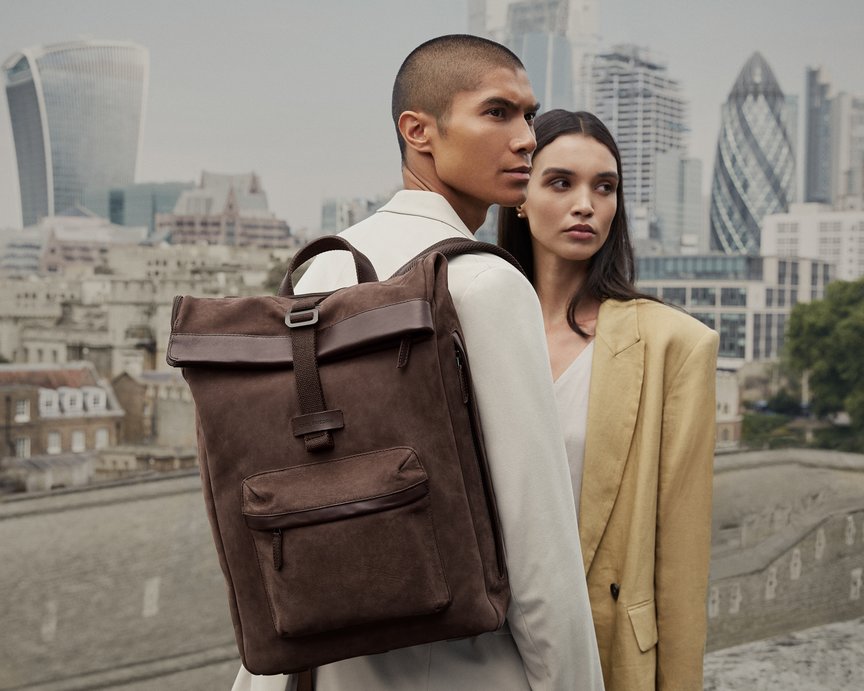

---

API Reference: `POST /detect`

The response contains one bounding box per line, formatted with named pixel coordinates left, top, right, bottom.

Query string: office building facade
left=81, top=182, right=194, bottom=238
left=654, top=151, right=703, bottom=254
left=468, top=0, right=599, bottom=110
left=831, top=92, right=864, bottom=207
left=709, top=53, right=795, bottom=255
left=591, top=45, right=688, bottom=226
left=637, top=254, right=832, bottom=367
left=805, top=68, right=833, bottom=204
left=3, top=40, right=149, bottom=227
left=762, top=203, right=864, bottom=281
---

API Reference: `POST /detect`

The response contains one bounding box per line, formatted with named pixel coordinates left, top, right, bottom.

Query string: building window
left=720, top=287, right=747, bottom=307
left=47, top=432, right=61, bottom=454
left=59, top=388, right=83, bottom=414
left=83, top=387, right=106, bottom=412
left=729, top=583, right=742, bottom=614
left=15, top=437, right=31, bottom=458
left=778, top=261, right=787, bottom=285
left=719, top=313, right=747, bottom=359
left=692, top=313, right=716, bottom=329
left=765, top=566, right=778, bottom=600
left=14, top=399, right=30, bottom=423
left=39, top=389, right=59, bottom=416
left=691, top=287, right=716, bottom=306
left=71, top=430, right=86, bottom=453
left=662, top=287, right=687, bottom=306
left=95, top=428, right=109, bottom=450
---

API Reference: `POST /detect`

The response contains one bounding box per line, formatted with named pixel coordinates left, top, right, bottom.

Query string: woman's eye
left=550, top=179, right=570, bottom=189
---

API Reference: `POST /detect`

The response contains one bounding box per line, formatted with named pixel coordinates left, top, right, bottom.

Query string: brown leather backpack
left=167, top=236, right=521, bottom=674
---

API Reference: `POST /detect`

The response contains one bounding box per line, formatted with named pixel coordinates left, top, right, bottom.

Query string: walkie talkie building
left=709, top=52, right=795, bottom=255
left=3, top=40, right=148, bottom=227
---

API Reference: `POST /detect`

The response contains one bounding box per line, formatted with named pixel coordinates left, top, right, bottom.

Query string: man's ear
left=398, top=110, right=437, bottom=155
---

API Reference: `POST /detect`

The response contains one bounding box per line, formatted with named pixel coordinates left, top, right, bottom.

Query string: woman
left=499, top=110, right=719, bottom=691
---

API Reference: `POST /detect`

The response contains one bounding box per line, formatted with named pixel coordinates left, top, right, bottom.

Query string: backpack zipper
left=272, top=529, right=283, bottom=570
left=453, top=334, right=506, bottom=579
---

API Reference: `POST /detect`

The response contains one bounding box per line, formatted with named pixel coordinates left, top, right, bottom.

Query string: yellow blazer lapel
left=579, top=300, right=644, bottom=572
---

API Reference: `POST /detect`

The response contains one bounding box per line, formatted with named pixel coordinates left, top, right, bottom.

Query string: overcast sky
left=1, top=0, right=862, bottom=232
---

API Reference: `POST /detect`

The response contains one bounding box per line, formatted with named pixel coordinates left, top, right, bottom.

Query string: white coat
left=233, top=190, right=603, bottom=691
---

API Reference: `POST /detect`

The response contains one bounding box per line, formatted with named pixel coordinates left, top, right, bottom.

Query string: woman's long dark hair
left=499, top=109, right=659, bottom=336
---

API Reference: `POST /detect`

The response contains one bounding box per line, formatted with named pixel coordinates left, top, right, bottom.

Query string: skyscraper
left=654, top=151, right=703, bottom=254
left=3, top=40, right=149, bottom=227
left=804, top=67, right=833, bottom=204
left=468, top=0, right=599, bottom=110
left=831, top=92, right=864, bottom=207
left=591, top=45, right=688, bottom=229
left=709, top=53, right=795, bottom=255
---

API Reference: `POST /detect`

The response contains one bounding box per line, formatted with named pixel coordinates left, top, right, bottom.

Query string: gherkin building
left=709, top=53, right=795, bottom=254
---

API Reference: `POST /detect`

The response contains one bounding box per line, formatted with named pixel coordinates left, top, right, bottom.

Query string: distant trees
left=784, top=277, right=864, bottom=449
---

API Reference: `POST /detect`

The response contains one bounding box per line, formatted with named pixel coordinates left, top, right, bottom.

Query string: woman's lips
left=565, top=224, right=596, bottom=239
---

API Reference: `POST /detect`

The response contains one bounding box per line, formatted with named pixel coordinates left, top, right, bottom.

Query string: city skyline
left=1, top=0, right=862, bottom=233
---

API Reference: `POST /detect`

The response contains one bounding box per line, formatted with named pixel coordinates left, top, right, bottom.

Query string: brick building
left=156, top=171, right=293, bottom=248
left=111, top=370, right=195, bottom=448
left=0, top=362, right=124, bottom=479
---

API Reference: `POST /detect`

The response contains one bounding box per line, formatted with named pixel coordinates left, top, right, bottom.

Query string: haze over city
left=1, top=0, right=862, bottom=233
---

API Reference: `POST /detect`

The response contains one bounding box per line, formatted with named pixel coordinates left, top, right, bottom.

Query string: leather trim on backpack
left=167, top=299, right=433, bottom=367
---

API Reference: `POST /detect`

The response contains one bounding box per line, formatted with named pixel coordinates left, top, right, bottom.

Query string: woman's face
left=521, top=133, right=618, bottom=268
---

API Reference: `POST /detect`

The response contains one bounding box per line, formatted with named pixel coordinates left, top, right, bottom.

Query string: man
left=234, top=34, right=603, bottom=691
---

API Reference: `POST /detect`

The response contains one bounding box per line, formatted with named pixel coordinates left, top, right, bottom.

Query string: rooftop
left=0, top=361, right=101, bottom=389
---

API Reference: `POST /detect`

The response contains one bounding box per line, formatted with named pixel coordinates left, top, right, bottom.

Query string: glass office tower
left=709, top=53, right=795, bottom=255
left=3, top=40, right=148, bottom=227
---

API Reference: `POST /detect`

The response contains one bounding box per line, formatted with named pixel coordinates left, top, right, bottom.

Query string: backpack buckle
left=285, top=306, right=319, bottom=328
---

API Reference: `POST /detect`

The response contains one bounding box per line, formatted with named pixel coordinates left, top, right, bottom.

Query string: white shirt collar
left=378, top=190, right=476, bottom=241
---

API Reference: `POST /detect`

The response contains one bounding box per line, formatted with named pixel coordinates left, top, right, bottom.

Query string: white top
left=553, top=341, right=595, bottom=516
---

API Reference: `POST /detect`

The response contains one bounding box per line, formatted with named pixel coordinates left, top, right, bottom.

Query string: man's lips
left=504, top=166, right=531, bottom=181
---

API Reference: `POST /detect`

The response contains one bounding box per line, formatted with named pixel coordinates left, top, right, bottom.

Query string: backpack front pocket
left=242, top=447, right=451, bottom=637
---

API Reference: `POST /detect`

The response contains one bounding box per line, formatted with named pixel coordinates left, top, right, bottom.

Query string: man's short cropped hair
left=391, top=34, right=525, bottom=160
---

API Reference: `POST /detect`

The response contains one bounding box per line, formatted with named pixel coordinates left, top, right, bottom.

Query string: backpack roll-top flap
left=241, top=447, right=428, bottom=529
left=167, top=297, right=434, bottom=367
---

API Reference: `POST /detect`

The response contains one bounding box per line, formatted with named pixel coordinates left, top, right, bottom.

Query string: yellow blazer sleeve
left=655, top=329, right=718, bottom=691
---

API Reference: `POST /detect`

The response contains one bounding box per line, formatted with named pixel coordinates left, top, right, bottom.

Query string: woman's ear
left=398, top=110, right=436, bottom=155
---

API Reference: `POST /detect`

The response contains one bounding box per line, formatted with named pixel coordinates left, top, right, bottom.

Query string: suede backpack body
left=167, top=236, right=519, bottom=674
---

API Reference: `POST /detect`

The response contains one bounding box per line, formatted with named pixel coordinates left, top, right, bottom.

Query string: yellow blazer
left=579, top=298, right=719, bottom=691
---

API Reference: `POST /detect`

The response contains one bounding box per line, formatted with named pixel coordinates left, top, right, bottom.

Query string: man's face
left=427, top=67, right=538, bottom=220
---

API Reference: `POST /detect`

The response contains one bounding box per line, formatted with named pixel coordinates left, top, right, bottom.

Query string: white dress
left=553, top=341, right=594, bottom=516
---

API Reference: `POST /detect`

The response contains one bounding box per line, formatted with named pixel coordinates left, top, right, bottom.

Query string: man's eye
left=487, top=108, right=505, bottom=118
left=525, top=112, right=537, bottom=123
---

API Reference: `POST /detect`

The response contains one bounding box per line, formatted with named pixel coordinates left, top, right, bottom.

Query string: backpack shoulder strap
left=391, top=238, right=525, bottom=278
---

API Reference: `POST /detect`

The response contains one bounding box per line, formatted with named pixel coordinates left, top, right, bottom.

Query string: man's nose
left=512, top=119, right=537, bottom=155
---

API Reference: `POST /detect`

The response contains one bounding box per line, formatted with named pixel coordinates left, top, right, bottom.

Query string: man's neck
left=401, top=166, right=485, bottom=233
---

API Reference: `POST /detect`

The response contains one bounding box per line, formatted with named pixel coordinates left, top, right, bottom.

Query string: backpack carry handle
left=278, top=235, right=379, bottom=296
